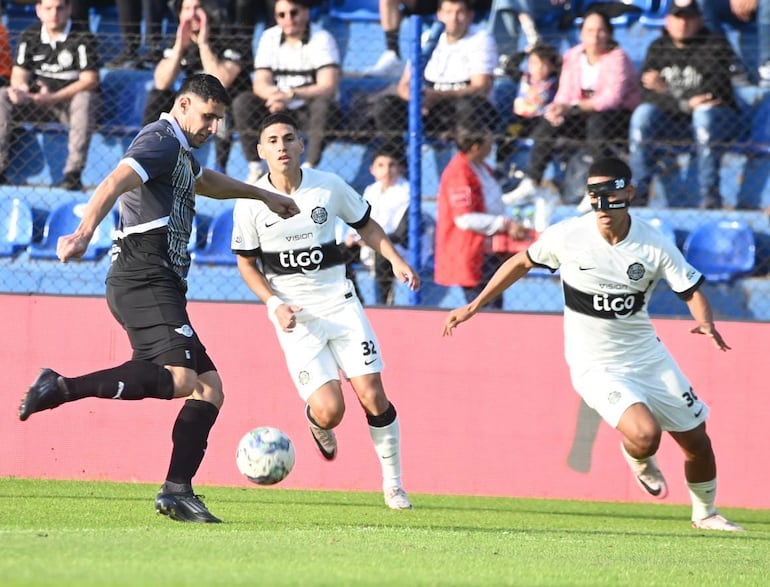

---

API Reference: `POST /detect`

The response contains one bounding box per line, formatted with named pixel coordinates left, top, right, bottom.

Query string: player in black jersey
left=18, top=73, right=299, bottom=523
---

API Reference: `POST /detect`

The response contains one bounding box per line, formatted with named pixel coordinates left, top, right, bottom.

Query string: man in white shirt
left=231, top=0, right=341, bottom=182
left=442, top=157, right=745, bottom=532
left=371, top=0, right=499, bottom=146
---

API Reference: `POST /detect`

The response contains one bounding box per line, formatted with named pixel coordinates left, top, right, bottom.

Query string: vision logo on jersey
left=311, top=207, right=328, bottom=225
left=563, top=281, right=645, bottom=319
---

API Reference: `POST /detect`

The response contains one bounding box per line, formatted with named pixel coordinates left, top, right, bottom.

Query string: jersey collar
left=160, top=112, right=192, bottom=151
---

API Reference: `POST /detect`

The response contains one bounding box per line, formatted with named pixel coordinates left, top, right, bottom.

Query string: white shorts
left=571, top=353, right=709, bottom=432
left=270, top=297, right=384, bottom=401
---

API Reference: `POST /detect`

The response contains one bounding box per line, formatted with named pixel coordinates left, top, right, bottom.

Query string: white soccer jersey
left=254, top=23, right=340, bottom=106
left=423, top=24, right=497, bottom=93
left=527, top=213, right=704, bottom=373
left=232, top=168, right=370, bottom=313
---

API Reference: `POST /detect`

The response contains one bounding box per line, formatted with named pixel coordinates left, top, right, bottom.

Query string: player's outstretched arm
left=357, top=218, right=420, bottom=292
left=685, top=289, right=731, bottom=351
left=196, top=169, right=300, bottom=218
left=442, top=251, right=533, bottom=337
left=57, top=164, right=143, bottom=263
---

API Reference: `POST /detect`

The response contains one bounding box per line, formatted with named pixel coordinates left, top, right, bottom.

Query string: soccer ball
left=236, top=427, right=295, bottom=485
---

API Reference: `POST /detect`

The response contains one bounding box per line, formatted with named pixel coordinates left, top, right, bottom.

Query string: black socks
left=61, top=360, right=175, bottom=401
left=165, top=399, right=220, bottom=486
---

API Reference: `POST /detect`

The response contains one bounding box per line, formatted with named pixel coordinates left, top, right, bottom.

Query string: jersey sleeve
left=123, top=127, right=183, bottom=183
left=333, top=176, right=371, bottom=228
left=310, top=29, right=341, bottom=68
left=526, top=220, right=566, bottom=270
left=657, top=238, right=704, bottom=298
left=232, top=199, right=262, bottom=255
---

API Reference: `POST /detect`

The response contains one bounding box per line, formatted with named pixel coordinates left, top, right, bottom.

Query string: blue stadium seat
left=29, top=200, right=116, bottom=261
left=0, top=196, right=34, bottom=257
left=191, top=207, right=236, bottom=265
left=328, top=0, right=380, bottom=22
left=683, top=219, right=756, bottom=283
left=647, top=216, right=677, bottom=245
left=99, top=69, right=154, bottom=132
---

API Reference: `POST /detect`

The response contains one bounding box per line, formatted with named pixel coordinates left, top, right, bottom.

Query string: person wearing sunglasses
left=231, top=0, right=341, bottom=183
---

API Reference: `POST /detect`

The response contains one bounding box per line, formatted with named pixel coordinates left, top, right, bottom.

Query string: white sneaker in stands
left=363, top=50, right=404, bottom=78
left=502, top=176, right=538, bottom=206
left=691, top=513, right=745, bottom=532
left=384, top=486, right=413, bottom=510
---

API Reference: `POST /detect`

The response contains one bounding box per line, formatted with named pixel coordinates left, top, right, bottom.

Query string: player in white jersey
left=442, top=157, right=744, bottom=532
left=232, top=112, right=420, bottom=510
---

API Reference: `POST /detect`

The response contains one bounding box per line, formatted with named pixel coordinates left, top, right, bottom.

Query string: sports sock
left=385, top=30, right=400, bottom=57
left=165, top=399, right=220, bottom=486
left=687, top=478, right=718, bottom=521
left=61, top=360, right=174, bottom=401
left=367, top=402, right=402, bottom=490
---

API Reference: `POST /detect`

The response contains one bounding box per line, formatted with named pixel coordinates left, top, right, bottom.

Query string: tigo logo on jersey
left=279, top=246, right=324, bottom=273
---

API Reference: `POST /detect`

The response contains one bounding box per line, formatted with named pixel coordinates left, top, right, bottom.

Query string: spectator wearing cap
left=230, top=0, right=341, bottom=182
left=628, top=0, right=741, bottom=209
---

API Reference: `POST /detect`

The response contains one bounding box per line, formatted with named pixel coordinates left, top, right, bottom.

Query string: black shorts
left=106, top=271, right=216, bottom=375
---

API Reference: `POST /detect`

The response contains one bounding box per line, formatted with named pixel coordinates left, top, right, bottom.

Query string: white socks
left=369, top=417, right=402, bottom=491
left=688, top=478, right=718, bottom=521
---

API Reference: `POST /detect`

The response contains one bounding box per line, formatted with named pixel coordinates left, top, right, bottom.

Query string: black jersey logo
left=563, top=281, right=645, bottom=319
left=311, top=207, right=328, bottom=225
left=260, top=241, right=344, bottom=275
left=627, top=262, right=645, bottom=281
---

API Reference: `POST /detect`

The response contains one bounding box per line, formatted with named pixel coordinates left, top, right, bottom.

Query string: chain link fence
left=1, top=4, right=769, bottom=319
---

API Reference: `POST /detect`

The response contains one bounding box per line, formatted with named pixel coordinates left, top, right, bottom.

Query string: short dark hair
left=372, top=142, right=405, bottom=165
left=438, top=0, right=474, bottom=11
left=453, top=123, right=490, bottom=153
left=177, top=73, right=231, bottom=106
left=587, top=157, right=632, bottom=181
left=257, top=112, right=300, bottom=141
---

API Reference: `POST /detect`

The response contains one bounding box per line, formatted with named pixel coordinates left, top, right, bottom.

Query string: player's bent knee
left=166, top=366, right=199, bottom=398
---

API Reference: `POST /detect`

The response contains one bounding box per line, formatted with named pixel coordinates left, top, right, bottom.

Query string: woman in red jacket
left=434, top=124, right=528, bottom=309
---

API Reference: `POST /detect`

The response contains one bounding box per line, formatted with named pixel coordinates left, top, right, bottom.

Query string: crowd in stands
left=1, top=0, right=770, bottom=306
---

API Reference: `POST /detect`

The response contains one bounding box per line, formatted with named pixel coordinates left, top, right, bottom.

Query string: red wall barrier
left=1, top=294, right=767, bottom=509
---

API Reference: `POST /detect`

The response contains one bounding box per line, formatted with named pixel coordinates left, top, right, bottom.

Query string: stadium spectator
left=232, top=112, right=419, bottom=510
left=228, top=0, right=275, bottom=47
left=487, top=0, right=572, bottom=56
left=231, top=0, right=341, bottom=183
left=628, top=0, right=741, bottom=209
left=341, top=143, right=411, bottom=305
left=698, top=0, right=770, bottom=87
left=104, top=0, right=169, bottom=69
left=142, top=0, right=252, bottom=173
left=443, top=156, right=745, bottom=533
left=434, top=123, right=529, bottom=309
left=0, top=19, right=11, bottom=86
left=363, top=0, right=438, bottom=78
left=504, top=8, right=640, bottom=206
left=371, top=0, right=499, bottom=148
left=0, top=0, right=100, bottom=190
left=17, top=74, right=299, bottom=524
left=495, top=43, right=560, bottom=176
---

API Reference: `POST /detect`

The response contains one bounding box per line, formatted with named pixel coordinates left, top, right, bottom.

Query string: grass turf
left=1, top=478, right=768, bottom=586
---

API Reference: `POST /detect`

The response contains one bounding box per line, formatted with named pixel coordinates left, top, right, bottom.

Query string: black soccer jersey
left=111, top=114, right=203, bottom=281
left=14, top=21, right=99, bottom=93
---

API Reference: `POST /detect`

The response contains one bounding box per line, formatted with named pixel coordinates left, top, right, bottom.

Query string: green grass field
left=1, top=478, right=768, bottom=586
